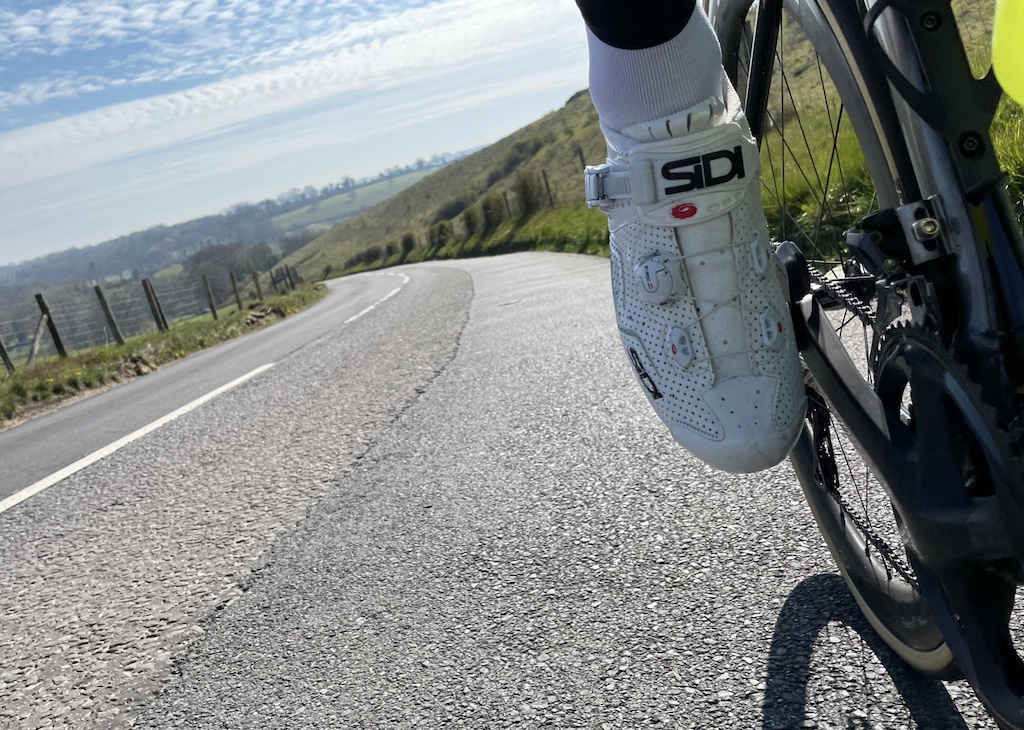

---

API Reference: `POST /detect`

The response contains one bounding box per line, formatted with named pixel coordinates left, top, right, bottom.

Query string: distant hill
left=285, top=89, right=611, bottom=280
left=270, top=169, right=437, bottom=234
left=0, top=211, right=280, bottom=288
left=0, top=161, right=457, bottom=290
left=0, top=87, right=609, bottom=294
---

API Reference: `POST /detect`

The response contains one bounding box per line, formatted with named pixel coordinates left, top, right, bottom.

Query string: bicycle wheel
left=705, top=0, right=956, bottom=675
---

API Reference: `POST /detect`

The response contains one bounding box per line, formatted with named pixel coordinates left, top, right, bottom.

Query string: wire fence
left=0, top=266, right=300, bottom=374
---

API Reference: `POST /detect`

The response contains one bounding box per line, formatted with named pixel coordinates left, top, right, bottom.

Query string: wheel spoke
left=725, top=0, right=952, bottom=670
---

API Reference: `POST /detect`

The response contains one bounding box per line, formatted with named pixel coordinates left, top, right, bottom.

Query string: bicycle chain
left=811, top=393, right=917, bottom=583
left=801, top=263, right=1024, bottom=587
left=824, top=449, right=918, bottom=585
left=803, top=266, right=916, bottom=584
left=805, top=263, right=876, bottom=327
left=800, top=246, right=1024, bottom=606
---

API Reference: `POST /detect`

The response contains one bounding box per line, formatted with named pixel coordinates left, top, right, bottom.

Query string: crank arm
left=793, top=291, right=916, bottom=490
left=777, top=243, right=1015, bottom=567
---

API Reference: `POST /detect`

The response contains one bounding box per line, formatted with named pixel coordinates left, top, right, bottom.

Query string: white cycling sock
left=586, top=4, right=724, bottom=144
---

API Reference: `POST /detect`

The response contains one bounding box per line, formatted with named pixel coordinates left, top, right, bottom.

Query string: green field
left=284, top=89, right=609, bottom=280
left=271, top=169, right=437, bottom=233
left=282, top=0, right=1021, bottom=282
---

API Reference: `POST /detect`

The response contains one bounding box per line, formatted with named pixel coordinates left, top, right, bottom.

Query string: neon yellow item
left=993, top=0, right=1024, bottom=104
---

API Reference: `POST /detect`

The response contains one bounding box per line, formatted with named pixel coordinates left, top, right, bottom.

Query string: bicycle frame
left=751, top=0, right=1024, bottom=722
left=864, top=0, right=1024, bottom=357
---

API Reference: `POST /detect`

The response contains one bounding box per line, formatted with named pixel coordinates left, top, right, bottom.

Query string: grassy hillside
left=286, top=90, right=610, bottom=280
left=271, top=169, right=437, bottom=233
left=288, top=1, right=1022, bottom=281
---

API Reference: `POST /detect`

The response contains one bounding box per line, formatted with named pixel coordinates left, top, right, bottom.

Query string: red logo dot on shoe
left=671, top=203, right=698, bottom=220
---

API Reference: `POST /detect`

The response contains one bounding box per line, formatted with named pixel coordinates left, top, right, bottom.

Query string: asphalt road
left=0, top=253, right=1004, bottom=728
left=0, top=272, right=407, bottom=502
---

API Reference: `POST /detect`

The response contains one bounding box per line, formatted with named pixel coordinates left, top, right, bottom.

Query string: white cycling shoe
left=586, top=89, right=806, bottom=473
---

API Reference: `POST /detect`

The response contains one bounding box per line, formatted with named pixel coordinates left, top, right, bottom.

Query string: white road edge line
left=0, top=363, right=277, bottom=516
left=342, top=274, right=409, bottom=324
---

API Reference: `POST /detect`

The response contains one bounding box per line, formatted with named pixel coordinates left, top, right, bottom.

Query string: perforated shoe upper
left=596, top=93, right=806, bottom=473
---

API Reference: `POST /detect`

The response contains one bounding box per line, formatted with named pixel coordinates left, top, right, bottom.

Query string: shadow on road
left=762, top=573, right=969, bottom=729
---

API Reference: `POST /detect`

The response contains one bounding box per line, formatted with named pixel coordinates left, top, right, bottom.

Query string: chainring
left=874, top=322, right=1016, bottom=502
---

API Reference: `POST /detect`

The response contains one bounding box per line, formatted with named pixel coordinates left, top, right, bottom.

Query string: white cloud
left=0, top=1, right=457, bottom=112
left=0, top=0, right=394, bottom=58
left=0, top=0, right=593, bottom=264
left=0, top=0, right=583, bottom=190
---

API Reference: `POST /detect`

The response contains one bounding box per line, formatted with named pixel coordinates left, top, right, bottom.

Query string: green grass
left=756, top=12, right=878, bottom=261
left=284, top=89, right=607, bottom=280
left=280, top=0, right=1022, bottom=282
left=0, top=283, right=327, bottom=424
left=751, top=0, right=1023, bottom=260
left=271, top=170, right=436, bottom=232
left=428, top=204, right=609, bottom=261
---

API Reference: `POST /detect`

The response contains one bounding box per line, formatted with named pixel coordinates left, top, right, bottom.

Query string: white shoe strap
left=585, top=121, right=760, bottom=227
left=585, top=162, right=657, bottom=209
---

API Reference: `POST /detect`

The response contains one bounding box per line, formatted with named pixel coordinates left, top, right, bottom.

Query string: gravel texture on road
left=1, top=254, right=1006, bottom=728
left=134, top=254, right=996, bottom=729
left=0, top=268, right=470, bottom=729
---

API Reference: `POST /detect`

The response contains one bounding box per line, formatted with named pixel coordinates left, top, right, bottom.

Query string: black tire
left=705, top=0, right=957, bottom=675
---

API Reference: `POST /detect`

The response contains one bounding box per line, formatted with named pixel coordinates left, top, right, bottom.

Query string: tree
left=512, top=171, right=545, bottom=215
left=433, top=198, right=467, bottom=224
left=184, top=243, right=246, bottom=302
left=481, top=192, right=506, bottom=230
left=440, top=221, right=454, bottom=247
left=428, top=221, right=454, bottom=249
left=462, top=207, right=480, bottom=236
left=400, top=232, right=417, bottom=257
left=247, top=242, right=278, bottom=271
left=279, top=230, right=319, bottom=257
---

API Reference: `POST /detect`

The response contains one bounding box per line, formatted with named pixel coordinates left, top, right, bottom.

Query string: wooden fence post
left=284, top=267, right=296, bottom=290
left=154, top=283, right=169, bottom=330
left=142, top=279, right=167, bottom=332
left=503, top=191, right=512, bottom=218
left=230, top=272, right=242, bottom=311
left=576, top=147, right=587, bottom=170
left=251, top=270, right=264, bottom=303
left=0, top=335, right=15, bottom=374
left=26, top=314, right=49, bottom=367
left=541, top=169, right=555, bottom=208
left=34, top=293, right=67, bottom=358
left=202, top=275, right=219, bottom=320
left=94, top=285, right=125, bottom=345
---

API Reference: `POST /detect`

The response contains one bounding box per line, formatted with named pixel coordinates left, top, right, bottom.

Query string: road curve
left=0, top=272, right=410, bottom=502
left=0, top=253, right=1002, bottom=729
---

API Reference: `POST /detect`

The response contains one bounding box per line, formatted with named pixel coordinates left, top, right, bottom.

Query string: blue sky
left=0, top=0, right=590, bottom=267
